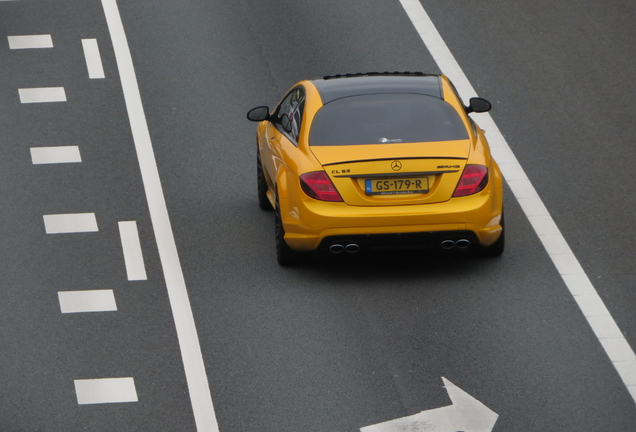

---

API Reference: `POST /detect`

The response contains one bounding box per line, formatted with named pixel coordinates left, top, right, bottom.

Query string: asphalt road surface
left=1, top=0, right=636, bottom=431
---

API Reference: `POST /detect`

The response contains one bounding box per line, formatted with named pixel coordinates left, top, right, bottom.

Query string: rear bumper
left=280, top=188, right=503, bottom=252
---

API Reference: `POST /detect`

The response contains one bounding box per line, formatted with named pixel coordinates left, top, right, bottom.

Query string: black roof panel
left=312, top=74, right=442, bottom=104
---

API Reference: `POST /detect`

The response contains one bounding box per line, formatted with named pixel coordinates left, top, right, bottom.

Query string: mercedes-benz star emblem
left=391, top=160, right=402, bottom=171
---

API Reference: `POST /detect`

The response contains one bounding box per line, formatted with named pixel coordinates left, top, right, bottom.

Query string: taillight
left=300, top=171, right=343, bottom=202
left=453, top=165, right=488, bottom=197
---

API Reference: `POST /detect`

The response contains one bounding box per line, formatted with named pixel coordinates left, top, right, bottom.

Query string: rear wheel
left=257, top=155, right=273, bottom=211
left=275, top=197, right=309, bottom=266
left=476, top=210, right=505, bottom=257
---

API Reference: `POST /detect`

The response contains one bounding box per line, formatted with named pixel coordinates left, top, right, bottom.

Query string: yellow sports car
left=247, top=72, right=504, bottom=265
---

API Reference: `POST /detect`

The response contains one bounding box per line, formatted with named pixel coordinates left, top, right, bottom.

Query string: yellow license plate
left=365, top=177, right=429, bottom=195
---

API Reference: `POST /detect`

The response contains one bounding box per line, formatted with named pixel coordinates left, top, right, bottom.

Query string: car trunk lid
left=310, top=141, right=469, bottom=206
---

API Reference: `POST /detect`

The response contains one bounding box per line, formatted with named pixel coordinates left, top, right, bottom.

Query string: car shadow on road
left=302, top=248, right=493, bottom=280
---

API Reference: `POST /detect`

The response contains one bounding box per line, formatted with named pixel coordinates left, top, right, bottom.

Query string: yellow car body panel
left=280, top=157, right=503, bottom=251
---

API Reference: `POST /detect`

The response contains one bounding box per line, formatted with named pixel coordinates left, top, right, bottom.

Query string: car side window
left=275, top=87, right=305, bottom=144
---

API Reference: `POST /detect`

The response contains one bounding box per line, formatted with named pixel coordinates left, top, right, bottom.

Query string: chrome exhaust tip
left=345, top=244, right=360, bottom=254
left=455, top=239, right=471, bottom=249
left=329, top=244, right=345, bottom=254
left=440, top=240, right=456, bottom=250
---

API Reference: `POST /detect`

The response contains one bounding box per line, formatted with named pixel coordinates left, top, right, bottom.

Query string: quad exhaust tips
left=440, top=239, right=471, bottom=250
left=328, top=240, right=471, bottom=253
left=329, top=243, right=360, bottom=254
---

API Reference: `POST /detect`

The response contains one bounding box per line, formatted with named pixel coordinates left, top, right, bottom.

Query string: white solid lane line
left=398, top=0, right=636, bottom=403
left=43, top=213, right=98, bottom=234
left=19, top=87, right=66, bottom=103
left=30, top=146, right=81, bottom=164
left=8, top=34, right=53, bottom=49
left=81, top=38, right=105, bottom=79
left=118, top=221, right=147, bottom=281
left=101, top=0, right=218, bottom=430
left=74, top=377, right=137, bottom=404
left=58, top=290, right=117, bottom=313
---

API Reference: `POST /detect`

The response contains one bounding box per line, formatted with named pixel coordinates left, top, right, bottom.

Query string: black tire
left=257, top=155, right=273, bottom=211
left=275, top=197, right=309, bottom=266
left=476, top=210, right=505, bottom=257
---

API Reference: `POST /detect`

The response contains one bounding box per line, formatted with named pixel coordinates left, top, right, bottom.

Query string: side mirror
left=466, top=97, right=492, bottom=113
left=247, top=106, right=270, bottom=122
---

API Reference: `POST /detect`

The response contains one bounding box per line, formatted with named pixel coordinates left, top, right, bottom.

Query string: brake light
left=300, top=171, right=343, bottom=202
left=453, top=165, right=488, bottom=197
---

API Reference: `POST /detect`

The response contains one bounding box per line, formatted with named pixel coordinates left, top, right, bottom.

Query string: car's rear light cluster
left=453, top=165, right=488, bottom=197
left=300, top=171, right=343, bottom=202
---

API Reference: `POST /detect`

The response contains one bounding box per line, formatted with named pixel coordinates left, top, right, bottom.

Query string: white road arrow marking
left=361, top=378, right=498, bottom=432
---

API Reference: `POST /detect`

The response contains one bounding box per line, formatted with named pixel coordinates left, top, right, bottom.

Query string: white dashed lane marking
left=81, top=38, right=105, bottom=79
left=58, top=290, right=117, bottom=313
left=30, top=146, right=81, bottom=164
left=74, top=377, right=138, bottom=404
left=43, top=213, right=98, bottom=234
left=399, top=0, right=636, bottom=403
left=101, top=0, right=218, bottom=429
left=118, top=221, right=147, bottom=281
left=6, top=3, right=143, bottom=419
left=19, top=87, right=66, bottom=103
left=8, top=34, right=53, bottom=49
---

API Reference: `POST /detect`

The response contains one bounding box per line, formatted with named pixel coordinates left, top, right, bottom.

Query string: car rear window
left=309, top=93, right=468, bottom=146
